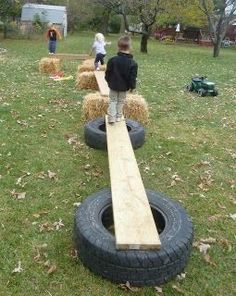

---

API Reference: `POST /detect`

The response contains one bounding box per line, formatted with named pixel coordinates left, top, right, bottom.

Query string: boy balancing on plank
left=105, top=36, right=138, bottom=124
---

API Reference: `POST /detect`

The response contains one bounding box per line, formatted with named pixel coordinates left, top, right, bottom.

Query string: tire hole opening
left=98, top=123, right=132, bottom=132
left=101, top=205, right=165, bottom=235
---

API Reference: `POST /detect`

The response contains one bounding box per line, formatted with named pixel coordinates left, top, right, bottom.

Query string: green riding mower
left=186, top=76, right=218, bottom=97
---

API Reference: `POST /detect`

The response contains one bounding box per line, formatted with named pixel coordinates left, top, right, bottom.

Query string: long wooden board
left=106, top=116, right=161, bottom=250
left=94, top=71, right=109, bottom=96
left=52, top=53, right=90, bottom=60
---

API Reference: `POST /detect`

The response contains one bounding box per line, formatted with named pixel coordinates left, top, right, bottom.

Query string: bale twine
left=78, top=59, right=106, bottom=73
left=39, top=58, right=60, bottom=74
left=76, top=71, right=99, bottom=90
left=82, top=92, right=149, bottom=124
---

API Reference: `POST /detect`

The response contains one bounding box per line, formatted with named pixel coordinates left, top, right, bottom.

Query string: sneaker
left=108, top=121, right=115, bottom=125
left=96, top=67, right=100, bottom=71
left=116, top=117, right=122, bottom=122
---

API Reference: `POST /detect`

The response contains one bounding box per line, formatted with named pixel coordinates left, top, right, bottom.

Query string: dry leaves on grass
left=47, top=170, right=57, bottom=180
left=15, top=171, right=31, bottom=187
left=203, top=254, right=216, bottom=267
left=53, top=219, right=65, bottom=230
left=66, top=134, right=85, bottom=150
left=176, top=273, right=186, bottom=281
left=172, top=284, right=186, bottom=294
left=208, top=214, right=223, bottom=222
left=33, top=210, right=49, bottom=219
left=229, top=213, right=236, bottom=221
left=197, top=170, right=214, bottom=191
left=12, top=261, right=23, bottom=274
left=118, top=281, right=140, bottom=292
left=10, top=190, right=26, bottom=200
left=168, top=173, right=183, bottom=187
left=39, top=222, right=54, bottom=233
left=154, top=286, right=164, bottom=295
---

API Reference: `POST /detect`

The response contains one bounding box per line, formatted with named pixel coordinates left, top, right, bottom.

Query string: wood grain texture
left=94, top=71, right=109, bottom=96
left=106, top=116, right=161, bottom=250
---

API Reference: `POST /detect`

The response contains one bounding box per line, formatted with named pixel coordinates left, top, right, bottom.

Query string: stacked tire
left=73, top=117, right=194, bottom=286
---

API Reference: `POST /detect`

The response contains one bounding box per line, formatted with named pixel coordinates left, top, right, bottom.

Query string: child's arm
left=55, top=28, right=62, bottom=40
left=45, top=30, right=49, bottom=42
left=129, top=62, right=138, bottom=91
left=105, top=58, right=113, bottom=83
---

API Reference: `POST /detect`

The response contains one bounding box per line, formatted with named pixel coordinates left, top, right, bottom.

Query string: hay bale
left=39, top=58, right=60, bottom=74
left=78, top=59, right=106, bottom=73
left=76, top=71, right=99, bottom=90
left=124, top=93, right=149, bottom=124
left=82, top=92, right=149, bottom=124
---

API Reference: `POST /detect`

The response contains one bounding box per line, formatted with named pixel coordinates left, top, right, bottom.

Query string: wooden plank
left=52, top=53, right=90, bottom=60
left=106, top=116, right=161, bottom=250
left=94, top=71, right=109, bottom=96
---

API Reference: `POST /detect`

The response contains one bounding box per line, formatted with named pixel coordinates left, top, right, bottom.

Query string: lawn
left=0, top=33, right=235, bottom=296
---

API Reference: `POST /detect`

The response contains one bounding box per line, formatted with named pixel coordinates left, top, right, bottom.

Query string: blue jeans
left=48, top=40, right=57, bottom=54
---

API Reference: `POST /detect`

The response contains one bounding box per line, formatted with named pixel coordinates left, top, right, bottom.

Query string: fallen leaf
left=47, top=264, right=57, bottom=274
left=10, top=190, right=26, bottom=200
left=203, top=254, right=217, bottom=266
left=119, top=281, right=139, bottom=292
left=12, top=261, right=23, bottom=274
left=70, top=248, right=78, bottom=260
left=217, top=203, right=227, bottom=210
left=33, top=210, right=49, bottom=218
left=229, top=213, right=236, bottom=221
left=219, top=239, right=232, bottom=252
left=172, top=284, right=185, bottom=294
left=37, top=171, right=47, bottom=179
left=199, top=243, right=211, bottom=255
left=200, top=237, right=216, bottom=244
left=154, top=286, right=164, bottom=294
left=47, top=170, right=57, bottom=180
left=73, top=202, right=81, bottom=207
left=53, top=219, right=65, bottom=230
left=208, top=214, right=222, bottom=222
left=176, top=273, right=186, bottom=281
left=39, top=222, right=54, bottom=232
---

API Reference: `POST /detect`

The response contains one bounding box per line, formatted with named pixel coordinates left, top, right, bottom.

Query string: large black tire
left=84, top=117, right=145, bottom=150
left=74, top=189, right=194, bottom=286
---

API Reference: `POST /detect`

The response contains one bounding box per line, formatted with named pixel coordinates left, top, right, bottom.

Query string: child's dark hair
left=118, top=36, right=131, bottom=51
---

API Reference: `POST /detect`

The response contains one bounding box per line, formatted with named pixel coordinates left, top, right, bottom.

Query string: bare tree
left=200, top=0, right=236, bottom=57
left=92, top=0, right=130, bottom=33
left=122, top=0, right=163, bottom=53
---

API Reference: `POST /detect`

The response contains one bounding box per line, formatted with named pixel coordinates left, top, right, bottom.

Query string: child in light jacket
left=90, top=33, right=111, bottom=70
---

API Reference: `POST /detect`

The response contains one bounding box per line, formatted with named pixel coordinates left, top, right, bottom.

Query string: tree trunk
left=3, top=23, right=7, bottom=39
left=140, top=33, right=148, bottom=53
left=100, top=9, right=110, bottom=34
left=213, top=33, right=224, bottom=57
left=119, top=15, right=125, bottom=33
left=140, top=24, right=150, bottom=53
left=121, top=13, right=129, bottom=32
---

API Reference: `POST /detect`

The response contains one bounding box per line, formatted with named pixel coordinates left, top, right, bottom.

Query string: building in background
left=21, top=3, right=67, bottom=37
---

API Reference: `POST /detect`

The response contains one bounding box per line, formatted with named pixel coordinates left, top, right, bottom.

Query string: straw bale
left=77, top=59, right=106, bottom=73
left=76, top=71, right=99, bottom=90
left=82, top=92, right=149, bottom=124
left=39, top=58, right=60, bottom=74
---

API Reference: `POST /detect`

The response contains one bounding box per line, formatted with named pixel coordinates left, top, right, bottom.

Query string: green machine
left=186, top=76, right=218, bottom=96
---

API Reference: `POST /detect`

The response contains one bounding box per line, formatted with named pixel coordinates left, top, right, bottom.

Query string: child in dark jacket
left=105, top=36, right=138, bottom=123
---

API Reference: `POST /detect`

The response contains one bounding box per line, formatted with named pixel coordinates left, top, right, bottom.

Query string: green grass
left=0, top=33, right=236, bottom=296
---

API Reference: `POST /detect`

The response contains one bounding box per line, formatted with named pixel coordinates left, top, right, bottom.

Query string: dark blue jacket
left=105, top=52, right=138, bottom=92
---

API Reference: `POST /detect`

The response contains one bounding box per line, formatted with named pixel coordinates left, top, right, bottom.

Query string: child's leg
left=94, top=54, right=100, bottom=69
left=116, top=91, right=126, bottom=120
left=100, top=54, right=105, bottom=65
left=51, top=41, right=56, bottom=54
left=107, top=89, right=118, bottom=123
